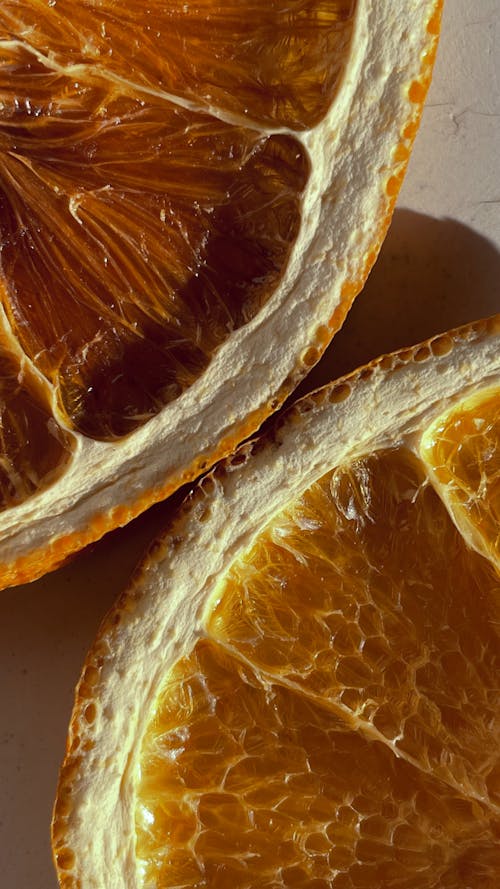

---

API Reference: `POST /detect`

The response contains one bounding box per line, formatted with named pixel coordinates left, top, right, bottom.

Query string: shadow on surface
left=297, top=209, right=500, bottom=394
left=0, top=488, right=185, bottom=889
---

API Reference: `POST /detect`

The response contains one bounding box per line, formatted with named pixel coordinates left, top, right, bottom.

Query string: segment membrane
left=420, top=388, right=500, bottom=573
left=136, top=433, right=500, bottom=886
left=1, top=1, right=357, bottom=129
left=137, top=641, right=498, bottom=888
left=0, top=342, right=73, bottom=510
left=0, top=47, right=308, bottom=438
left=0, top=0, right=355, bottom=442
left=210, top=448, right=500, bottom=805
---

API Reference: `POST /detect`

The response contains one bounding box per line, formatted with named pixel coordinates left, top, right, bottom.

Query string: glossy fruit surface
left=0, top=0, right=441, bottom=587
left=53, top=316, right=500, bottom=888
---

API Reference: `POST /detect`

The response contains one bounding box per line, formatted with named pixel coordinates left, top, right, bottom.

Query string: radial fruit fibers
left=0, top=1, right=441, bottom=588
left=53, top=316, right=500, bottom=888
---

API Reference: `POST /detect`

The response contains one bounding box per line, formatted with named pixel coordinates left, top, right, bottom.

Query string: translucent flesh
left=1, top=1, right=356, bottom=129
left=421, top=388, right=500, bottom=573
left=0, top=344, right=73, bottom=508
left=0, top=1, right=356, bottom=449
left=136, top=395, right=500, bottom=887
left=0, top=46, right=308, bottom=440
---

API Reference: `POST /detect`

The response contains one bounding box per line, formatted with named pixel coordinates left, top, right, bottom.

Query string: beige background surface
left=1, top=2, right=500, bottom=887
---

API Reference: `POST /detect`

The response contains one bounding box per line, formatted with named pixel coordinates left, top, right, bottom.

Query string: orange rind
left=0, top=0, right=442, bottom=588
left=53, top=315, right=500, bottom=888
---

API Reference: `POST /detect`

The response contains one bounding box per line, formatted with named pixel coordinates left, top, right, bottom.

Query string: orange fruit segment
left=0, top=341, right=73, bottom=507
left=0, top=1, right=441, bottom=586
left=208, top=447, right=499, bottom=807
left=421, top=388, right=500, bottom=572
left=1, top=53, right=308, bottom=438
left=137, top=644, right=497, bottom=888
left=0, top=41, right=308, bottom=439
left=1, top=1, right=356, bottom=129
left=53, top=317, right=500, bottom=888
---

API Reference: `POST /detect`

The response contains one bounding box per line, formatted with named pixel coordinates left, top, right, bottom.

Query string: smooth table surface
left=1, top=2, right=500, bottom=886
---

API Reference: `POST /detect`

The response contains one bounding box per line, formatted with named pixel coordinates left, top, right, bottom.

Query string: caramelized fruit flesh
left=0, top=0, right=356, bottom=448
left=0, top=344, right=73, bottom=508
left=1, top=1, right=356, bottom=129
left=0, top=46, right=309, bottom=439
left=135, top=392, right=500, bottom=887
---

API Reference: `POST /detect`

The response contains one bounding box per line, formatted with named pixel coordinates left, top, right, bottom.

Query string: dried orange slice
left=0, top=1, right=441, bottom=588
left=53, top=316, right=500, bottom=888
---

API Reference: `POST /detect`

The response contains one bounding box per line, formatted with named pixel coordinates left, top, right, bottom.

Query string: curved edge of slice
left=0, top=0, right=442, bottom=590
left=52, top=313, right=500, bottom=889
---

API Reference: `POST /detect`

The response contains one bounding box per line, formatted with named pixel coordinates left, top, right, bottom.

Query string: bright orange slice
left=0, top=1, right=441, bottom=587
left=53, top=316, right=500, bottom=887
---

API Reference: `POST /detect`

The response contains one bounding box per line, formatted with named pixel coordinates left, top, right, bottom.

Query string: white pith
left=53, top=317, right=500, bottom=888
left=0, top=0, right=438, bottom=572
